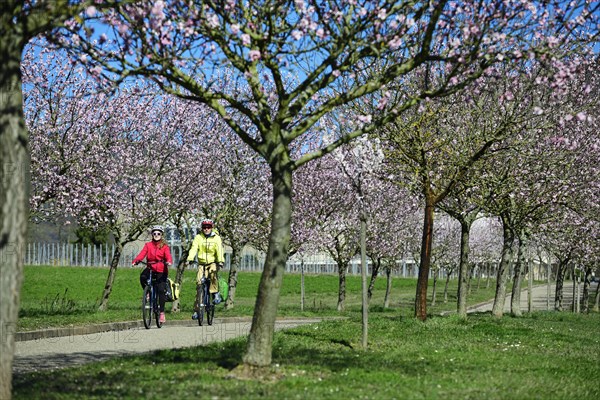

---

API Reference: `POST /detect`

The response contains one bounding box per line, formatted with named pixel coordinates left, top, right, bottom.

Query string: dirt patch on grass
left=226, top=363, right=286, bottom=382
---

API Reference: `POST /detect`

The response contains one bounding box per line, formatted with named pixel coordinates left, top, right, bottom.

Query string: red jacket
left=133, top=241, right=173, bottom=273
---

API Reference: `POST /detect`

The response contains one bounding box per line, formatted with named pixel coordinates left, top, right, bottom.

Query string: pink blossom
left=208, top=14, right=219, bottom=28
left=376, top=92, right=391, bottom=110
left=86, top=6, right=97, bottom=18
left=151, top=1, right=165, bottom=17
left=291, top=30, right=303, bottom=40
left=357, top=114, right=372, bottom=123
left=547, top=36, right=560, bottom=48
left=249, top=50, right=261, bottom=61
left=388, top=36, right=402, bottom=49
left=241, top=33, right=251, bottom=46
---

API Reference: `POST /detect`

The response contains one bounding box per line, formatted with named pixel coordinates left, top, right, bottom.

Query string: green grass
left=13, top=312, right=600, bottom=399
left=15, top=266, right=600, bottom=399
left=18, top=265, right=499, bottom=331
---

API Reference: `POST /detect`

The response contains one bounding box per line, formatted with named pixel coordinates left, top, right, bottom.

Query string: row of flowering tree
left=3, top=1, right=600, bottom=397
left=51, top=2, right=600, bottom=372
left=25, top=38, right=600, bottom=342
left=23, top=44, right=278, bottom=314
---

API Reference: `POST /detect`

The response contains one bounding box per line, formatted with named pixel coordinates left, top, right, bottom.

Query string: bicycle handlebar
left=133, top=260, right=171, bottom=267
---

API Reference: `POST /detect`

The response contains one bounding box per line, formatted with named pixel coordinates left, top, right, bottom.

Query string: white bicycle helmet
left=150, top=225, right=164, bottom=234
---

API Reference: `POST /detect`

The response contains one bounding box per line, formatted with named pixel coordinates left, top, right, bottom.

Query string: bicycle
left=138, top=261, right=163, bottom=329
left=195, top=268, right=216, bottom=326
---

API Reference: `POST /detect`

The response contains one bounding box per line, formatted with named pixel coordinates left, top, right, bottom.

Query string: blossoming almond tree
left=188, top=114, right=272, bottom=310
left=473, top=58, right=600, bottom=317
left=42, top=0, right=600, bottom=367
left=23, top=45, right=209, bottom=310
left=2, top=2, right=142, bottom=395
left=430, top=63, right=573, bottom=318
left=530, top=62, right=600, bottom=310
left=48, top=0, right=594, bottom=366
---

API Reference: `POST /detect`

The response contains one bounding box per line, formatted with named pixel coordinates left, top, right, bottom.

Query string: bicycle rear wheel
left=142, top=286, right=152, bottom=329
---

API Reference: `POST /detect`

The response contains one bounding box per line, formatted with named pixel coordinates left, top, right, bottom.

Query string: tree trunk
left=527, top=259, right=533, bottom=313
left=170, top=247, right=189, bottom=313
left=367, top=257, right=381, bottom=301
left=360, top=216, right=368, bottom=349
left=582, top=265, right=592, bottom=313
left=485, top=262, right=491, bottom=289
left=300, top=259, right=305, bottom=312
left=242, top=166, right=292, bottom=367
left=431, top=268, right=438, bottom=306
left=510, top=233, right=527, bottom=317
left=491, top=220, right=514, bottom=318
left=170, top=220, right=192, bottom=313
left=593, top=277, right=599, bottom=313
left=337, top=262, right=347, bottom=312
left=224, top=242, right=243, bottom=310
left=457, top=221, right=471, bottom=318
left=384, top=266, right=392, bottom=308
left=554, top=260, right=568, bottom=311
left=415, top=200, right=434, bottom=320
left=443, top=269, right=450, bottom=304
left=468, top=263, right=474, bottom=295
left=0, top=40, right=28, bottom=399
left=98, top=241, right=123, bottom=311
left=572, top=264, right=578, bottom=313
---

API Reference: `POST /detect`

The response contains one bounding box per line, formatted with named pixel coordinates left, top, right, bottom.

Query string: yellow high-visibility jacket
left=187, top=230, right=224, bottom=265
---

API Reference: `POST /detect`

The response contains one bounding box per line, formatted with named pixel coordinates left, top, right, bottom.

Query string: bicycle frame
left=141, top=264, right=163, bottom=329
left=196, top=273, right=215, bottom=326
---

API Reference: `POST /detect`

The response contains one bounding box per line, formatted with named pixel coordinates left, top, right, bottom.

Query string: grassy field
left=13, top=312, right=600, bottom=399
left=14, top=266, right=600, bottom=399
left=18, top=265, right=499, bottom=331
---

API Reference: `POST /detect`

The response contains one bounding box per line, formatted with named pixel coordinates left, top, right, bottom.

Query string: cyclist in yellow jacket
left=187, top=219, right=225, bottom=319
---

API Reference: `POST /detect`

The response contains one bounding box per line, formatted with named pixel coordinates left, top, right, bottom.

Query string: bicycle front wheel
left=155, top=306, right=163, bottom=328
left=154, top=286, right=163, bottom=329
left=206, top=301, right=215, bottom=326
left=142, top=286, right=152, bottom=329
left=197, top=285, right=205, bottom=326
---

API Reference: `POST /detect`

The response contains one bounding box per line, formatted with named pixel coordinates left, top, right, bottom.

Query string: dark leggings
left=140, top=268, right=168, bottom=312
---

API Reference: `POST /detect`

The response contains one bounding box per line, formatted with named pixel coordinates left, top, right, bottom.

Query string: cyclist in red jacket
left=132, top=225, right=173, bottom=324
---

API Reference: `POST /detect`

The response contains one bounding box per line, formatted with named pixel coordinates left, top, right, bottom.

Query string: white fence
left=23, top=242, right=563, bottom=283
left=24, top=242, right=433, bottom=278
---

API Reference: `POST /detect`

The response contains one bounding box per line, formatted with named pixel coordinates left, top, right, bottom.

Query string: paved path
left=13, top=317, right=322, bottom=375
left=467, top=280, right=598, bottom=313
left=467, top=281, right=567, bottom=313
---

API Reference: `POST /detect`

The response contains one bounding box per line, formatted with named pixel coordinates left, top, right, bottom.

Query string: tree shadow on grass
left=13, top=338, right=249, bottom=399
